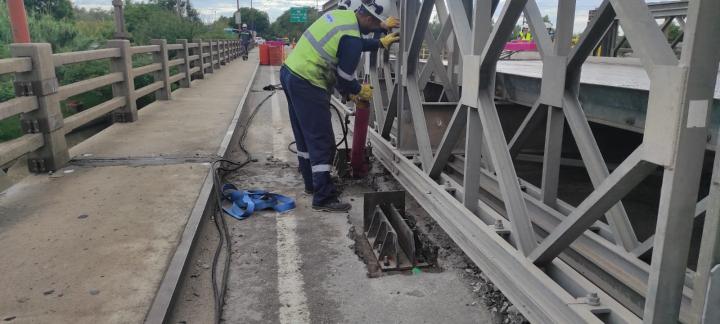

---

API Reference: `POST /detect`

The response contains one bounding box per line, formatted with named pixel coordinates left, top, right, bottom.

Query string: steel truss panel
left=353, top=0, right=720, bottom=322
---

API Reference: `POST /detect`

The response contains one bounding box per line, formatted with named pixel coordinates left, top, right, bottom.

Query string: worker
left=239, top=23, right=253, bottom=60
left=518, top=24, right=533, bottom=41
left=280, top=0, right=400, bottom=212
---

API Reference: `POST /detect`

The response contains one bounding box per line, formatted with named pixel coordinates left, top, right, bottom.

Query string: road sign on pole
left=234, top=11, right=241, bottom=25
left=289, top=7, right=308, bottom=23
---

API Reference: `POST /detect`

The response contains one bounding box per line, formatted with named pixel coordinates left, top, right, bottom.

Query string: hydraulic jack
left=349, top=99, right=371, bottom=178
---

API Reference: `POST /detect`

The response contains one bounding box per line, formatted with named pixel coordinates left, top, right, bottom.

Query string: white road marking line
left=269, top=68, right=286, bottom=161
left=276, top=213, right=311, bottom=324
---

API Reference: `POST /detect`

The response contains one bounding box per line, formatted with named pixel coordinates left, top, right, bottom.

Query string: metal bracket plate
left=13, top=78, right=59, bottom=97
left=363, top=191, right=430, bottom=271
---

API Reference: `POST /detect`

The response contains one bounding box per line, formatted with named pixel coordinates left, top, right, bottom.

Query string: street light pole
left=112, top=0, right=130, bottom=39
left=236, top=0, right=241, bottom=27
left=7, top=0, right=31, bottom=43
left=250, top=0, right=254, bottom=31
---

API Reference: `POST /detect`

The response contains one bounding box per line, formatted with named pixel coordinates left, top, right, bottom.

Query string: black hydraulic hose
left=210, top=86, right=278, bottom=324
left=286, top=103, right=349, bottom=155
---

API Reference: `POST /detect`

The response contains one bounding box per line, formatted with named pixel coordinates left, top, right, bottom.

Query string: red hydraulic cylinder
left=7, top=0, right=31, bottom=43
left=350, top=99, right=371, bottom=178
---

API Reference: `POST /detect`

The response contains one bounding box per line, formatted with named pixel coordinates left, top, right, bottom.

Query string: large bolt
left=494, top=219, right=504, bottom=230
left=586, top=292, right=600, bottom=306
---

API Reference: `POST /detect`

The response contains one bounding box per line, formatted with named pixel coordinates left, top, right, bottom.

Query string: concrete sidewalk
left=0, top=53, right=258, bottom=323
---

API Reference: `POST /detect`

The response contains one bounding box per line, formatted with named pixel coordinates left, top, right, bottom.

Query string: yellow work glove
left=381, top=16, right=400, bottom=30
left=380, top=32, right=400, bottom=50
left=351, top=84, right=373, bottom=102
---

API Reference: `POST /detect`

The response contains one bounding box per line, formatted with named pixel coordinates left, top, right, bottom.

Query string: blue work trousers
left=280, top=66, right=337, bottom=205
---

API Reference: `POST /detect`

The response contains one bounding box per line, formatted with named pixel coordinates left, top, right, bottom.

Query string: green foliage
left=231, top=7, right=270, bottom=36
left=268, top=7, right=321, bottom=41
left=151, top=0, right=201, bottom=22
left=24, top=0, right=74, bottom=19
left=73, top=7, right=113, bottom=21
left=124, top=3, right=205, bottom=44
left=667, top=23, right=681, bottom=43
left=0, top=116, right=22, bottom=142
left=198, top=16, right=238, bottom=40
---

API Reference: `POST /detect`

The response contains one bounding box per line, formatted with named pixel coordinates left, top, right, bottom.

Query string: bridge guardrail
left=0, top=39, right=242, bottom=173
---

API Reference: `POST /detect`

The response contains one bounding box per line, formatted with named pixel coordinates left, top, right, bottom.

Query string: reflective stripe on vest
left=285, top=10, right=360, bottom=90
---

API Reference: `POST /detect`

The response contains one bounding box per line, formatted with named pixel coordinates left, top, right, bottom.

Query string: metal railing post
left=151, top=39, right=171, bottom=100
left=107, top=39, right=137, bottom=122
left=192, top=38, right=205, bottom=79
left=177, top=39, right=191, bottom=88
left=10, top=43, right=69, bottom=172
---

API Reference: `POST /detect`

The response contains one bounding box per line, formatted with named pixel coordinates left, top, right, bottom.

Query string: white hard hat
left=242, top=23, right=248, bottom=28
left=337, top=0, right=356, bottom=10
left=360, top=0, right=394, bottom=21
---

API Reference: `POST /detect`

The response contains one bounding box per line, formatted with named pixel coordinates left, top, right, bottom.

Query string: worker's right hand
left=381, top=16, right=400, bottom=30
left=352, top=84, right=373, bottom=102
left=380, top=32, right=400, bottom=49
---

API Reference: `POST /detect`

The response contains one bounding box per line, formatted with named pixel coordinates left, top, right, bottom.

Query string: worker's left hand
left=380, top=32, right=400, bottom=49
left=351, top=84, right=373, bottom=102
left=381, top=16, right=400, bottom=30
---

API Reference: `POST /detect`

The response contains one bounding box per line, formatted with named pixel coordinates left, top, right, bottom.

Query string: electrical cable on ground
left=209, top=84, right=280, bottom=324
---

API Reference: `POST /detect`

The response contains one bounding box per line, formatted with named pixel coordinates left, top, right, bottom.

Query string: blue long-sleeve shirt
left=335, top=36, right=381, bottom=95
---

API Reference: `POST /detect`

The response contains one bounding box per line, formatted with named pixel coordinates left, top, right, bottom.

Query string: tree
left=23, top=0, right=74, bottom=19
left=232, top=7, right=270, bottom=36
left=666, top=23, right=681, bottom=43
left=74, top=7, right=113, bottom=21
left=150, top=0, right=201, bottom=22
left=268, top=7, right=321, bottom=41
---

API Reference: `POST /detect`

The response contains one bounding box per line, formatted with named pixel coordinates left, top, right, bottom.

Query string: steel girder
left=352, top=0, right=720, bottom=323
left=593, top=0, right=689, bottom=57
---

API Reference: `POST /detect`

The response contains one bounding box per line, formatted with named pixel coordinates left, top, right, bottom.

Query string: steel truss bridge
left=340, top=0, right=720, bottom=322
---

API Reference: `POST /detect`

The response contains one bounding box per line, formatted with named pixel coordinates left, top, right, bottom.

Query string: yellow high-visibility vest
left=519, top=31, right=533, bottom=41
left=284, top=10, right=361, bottom=90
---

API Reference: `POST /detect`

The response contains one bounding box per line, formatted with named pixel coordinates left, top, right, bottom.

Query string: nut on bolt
left=494, top=219, right=504, bottom=230
left=586, top=292, right=600, bottom=306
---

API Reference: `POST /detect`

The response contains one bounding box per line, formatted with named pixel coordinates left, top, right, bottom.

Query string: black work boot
left=304, top=188, right=314, bottom=195
left=312, top=198, right=351, bottom=212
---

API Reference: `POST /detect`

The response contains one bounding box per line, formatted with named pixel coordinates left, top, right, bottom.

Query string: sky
left=72, top=0, right=668, bottom=31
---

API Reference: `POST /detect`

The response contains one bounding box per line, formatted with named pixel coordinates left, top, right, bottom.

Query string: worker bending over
left=281, top=0, right=400, bottom=212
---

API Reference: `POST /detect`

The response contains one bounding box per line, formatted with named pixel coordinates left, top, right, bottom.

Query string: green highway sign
left=289, top=7, right=308, bottom=23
